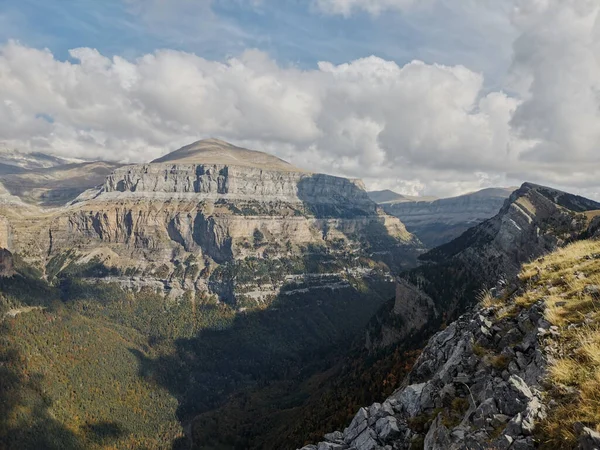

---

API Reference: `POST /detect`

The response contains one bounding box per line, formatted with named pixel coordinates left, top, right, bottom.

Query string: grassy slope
left=487, top=239, right=600, bottom=448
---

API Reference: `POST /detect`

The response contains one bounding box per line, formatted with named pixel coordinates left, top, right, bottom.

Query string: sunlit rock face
left=0, top=139, right=421, bottom=305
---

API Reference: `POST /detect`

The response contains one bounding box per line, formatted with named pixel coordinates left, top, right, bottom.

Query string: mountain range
left=369, top=187, right=516, bottom=248
left=1, top=141, right=600, bottom=450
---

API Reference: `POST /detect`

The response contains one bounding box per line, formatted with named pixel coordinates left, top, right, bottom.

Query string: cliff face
left=102, top=163, right=376, bottom=214
left=377, top=188, right=514, bottom=248
left=301, top=236, right=600, bottom=450
left=0, top=139, right=420, bottom=305
left=301, top=287, right=549, bottom=450
left=364, top=183, right=600, bottom=354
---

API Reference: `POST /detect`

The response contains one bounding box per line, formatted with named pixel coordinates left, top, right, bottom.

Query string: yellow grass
left=513, top=239, right=600, bottom=448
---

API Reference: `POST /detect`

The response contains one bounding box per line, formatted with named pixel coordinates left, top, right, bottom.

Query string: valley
left=0, top=140, right=421, bottom=449
left=1, top=141, right=600, bottom=450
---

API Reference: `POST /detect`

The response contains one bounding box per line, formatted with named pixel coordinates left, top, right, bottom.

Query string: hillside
left=302, top=237, right=600, bottom=450
left=188, top=183, right=600, bottom=449
left=367, top=190, right=437, bottom=204
left=0, top=140, right=423, bottom=449
left=375, top=187, right=515, bottom=247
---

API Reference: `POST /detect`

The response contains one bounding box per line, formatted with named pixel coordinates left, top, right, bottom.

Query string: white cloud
left=313, top=0, right=416, bottom=16
left=0, top=41, right=520, bottom=196
left=0, top=0, right=600, bottom=200
left=509, top=0, right=600, bottom=167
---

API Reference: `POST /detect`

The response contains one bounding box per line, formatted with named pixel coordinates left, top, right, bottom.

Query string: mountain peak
left=512, top=182, right=600, bottom=213
left=151, top=138, right=306, bottom=172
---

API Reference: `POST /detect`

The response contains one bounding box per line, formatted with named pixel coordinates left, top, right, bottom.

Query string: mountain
left=181, top=182, right=600, bottom=449
left=367, top=190, right=437, bottom=204
left=0, top=161, right=122, bottom=206
left=0, top=149, right=83, bottom=170
left=152, top=138, right=304, bottom=171
left=302, top=235, right=600, bottom=450
left=0, top=139, right=420, bottom=299
left=0, top=139, right=423, bottom=449
left=390, top=182, right=600, bottom=341
left=373, top=187, right=515, bottom=248
left=4, top=140, right=598, bottom=450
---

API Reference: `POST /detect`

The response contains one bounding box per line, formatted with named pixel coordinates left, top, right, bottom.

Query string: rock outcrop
left=0, top=248, right=15, bottom=277
left=301, top=286, right=549, bottom=450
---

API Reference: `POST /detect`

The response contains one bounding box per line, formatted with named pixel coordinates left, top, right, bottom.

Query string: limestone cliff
left=0, top=139, right=421, bottom=305
left=364, top=183, right=600, bottom=353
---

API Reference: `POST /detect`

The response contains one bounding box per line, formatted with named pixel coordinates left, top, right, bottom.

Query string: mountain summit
left=151, top=138, right=305, bottom=172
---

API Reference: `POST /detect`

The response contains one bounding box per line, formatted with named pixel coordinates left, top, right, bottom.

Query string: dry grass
left=477, top=288, right=498, bottom=308
left=515, top=239, right=600, bottom=448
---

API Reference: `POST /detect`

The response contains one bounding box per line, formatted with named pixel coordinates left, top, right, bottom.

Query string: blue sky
left=0, top=0, right=514, bottom=86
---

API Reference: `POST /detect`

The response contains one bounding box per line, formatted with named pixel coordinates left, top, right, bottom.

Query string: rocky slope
left=305, top=183, right=600, bottom=450
left=396, top=183, right=600, bottom=330
left=0, top=139, right=420, bottom=305
left=300, top=212, right=600, bottom=450
left=301, top=288, right=549, bottom=450
left=373, top=188, right=515, bottom=248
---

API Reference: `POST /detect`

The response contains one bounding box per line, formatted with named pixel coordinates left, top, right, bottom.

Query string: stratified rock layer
left=0, top=139, right=420, bottom=304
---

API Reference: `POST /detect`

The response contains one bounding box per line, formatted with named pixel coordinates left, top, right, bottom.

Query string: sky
left=0, top=0, right=599, bottom=198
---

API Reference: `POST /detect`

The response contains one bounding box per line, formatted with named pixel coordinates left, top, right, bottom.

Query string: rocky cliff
left=0, top=139, right=421, bottom=305
left=374, top=188, right=515, bottom=248
left=300, top=235, right=600, bottom=450
left=364, top=182, right=600, bottom=353
left=301, top=288, right=549, bottom=450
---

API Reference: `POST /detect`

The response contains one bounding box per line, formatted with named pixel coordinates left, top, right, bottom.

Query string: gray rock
left=394, top=383, right=426, bottom=417
left=344, top=408, right=369, bottom=443
left=583, top=285, right=600, bottom=298
left=375, top=416, right=401, bottom=442
left=324, top=431, right=344, bottom=443
left=473, top=398, right=498, bottom=428
left=505, top=412, right=523, bottom=437
left=317, top=443, right=346, bottom=450
left=578, top=426, right=600, bottom=450
left=509, top=375, right=533, bottom=399
left=511, top=437, right=536, bottom=450
left=424, top=414, right=451, bottom=450
left=352, top=428, right=378, bottom=450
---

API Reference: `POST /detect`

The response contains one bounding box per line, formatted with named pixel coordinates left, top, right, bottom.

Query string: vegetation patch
left=502, top=239, right=600, bottom=449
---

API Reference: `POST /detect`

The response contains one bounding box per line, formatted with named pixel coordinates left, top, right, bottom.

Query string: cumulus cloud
left=313, top=0, right=416, bottom=16
left=0, top=40, right=521, bottom=196
left=0, top=0, right=599, bottom=199
left=509, top=0, right=600, bottom=166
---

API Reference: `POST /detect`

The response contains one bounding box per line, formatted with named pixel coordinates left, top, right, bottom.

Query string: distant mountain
left=367, top=189, right=437, bottom=204
left=0, top=161, right=122, bottom=207
left=374, top=187, right=516, bottom=247
left=0, top=149, right=83, bottom=170
left=152, top=138, right=305, bottom=172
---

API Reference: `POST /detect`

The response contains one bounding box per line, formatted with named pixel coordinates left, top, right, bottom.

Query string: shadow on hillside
left=296, top=175, right=420, bottom=273
left=0, top=323, right=124, bottom=449
left=0, top=276, right=126, bottom=450
left=131, top=277, right=396, bottom=449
